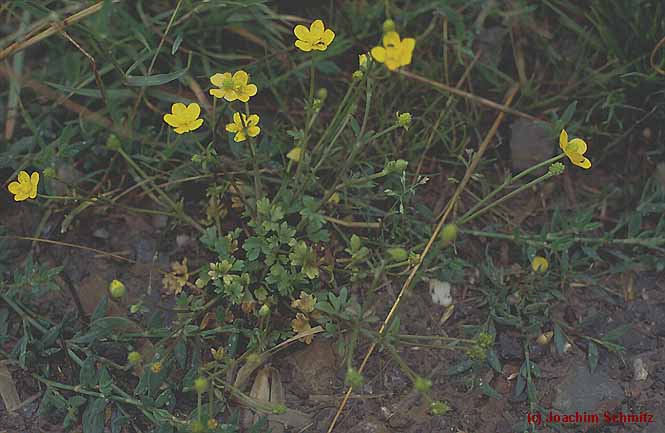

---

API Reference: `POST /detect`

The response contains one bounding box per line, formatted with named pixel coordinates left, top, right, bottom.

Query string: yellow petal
left=226, top=123, right=240, bottom=133
left=171, top=103, right=187, bottom=116
left=247, top=126, right=260, bottom=137
left=29, top=172, right=39, bottom=198
left=233, top=70, right=249, bottom=85
left=245, top=84, right=258, bottom=97
left=185, top=103, right=201, bottom=121
left=571, top=154, right=591, bottom=169
left=247, top=114, right=260, bottom=126
left=190, top=118, right=204, bottom=132
left=287, top=147, right=302, bottom=162
left=174, top=125, right=189, bottom=134
left=322, top=29, right=335, bottom=45
left=295, top=39, right=312, bottom=52
left=210, top=72, right=229, bottom=87
left=383, top=31, right=401, bottom=48
left=7, top=181, right=21, bottom=195
left=567, top=138, right=587, bottom=154
left=224, top=89, right=239, bottom=102
left=310, top=20, right=325, bottom=37
left=400, top=38, right=416, bottom=66
left=385, top=57, right=401, bottom=71
left=210, top=88, right=226, bottom=99
left=164, top=113, right=180, bottom=127
left=371, top=46, right=386, bottom=62
left=233, top=112, right=242, bottom=125
left=559, top=129, right=568, bottom=150
left=234, top=131, right=247, bottom=142
left=294, top=24, right=309, bottom=41
left=18, top=171, right=30, bottom=184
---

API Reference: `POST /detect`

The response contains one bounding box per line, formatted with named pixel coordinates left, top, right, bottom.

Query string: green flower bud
left=548, top=162, right=565, bottom=176
left=272, top=404, right=287, bottom=415
left=384, top=159, right=409, bottom=174
left=345, top=368, right=364, bottom=390
left=190, top=420, right=205, bottom=433
left=105, top=134, right=121, bottom=151
left=258, top=304, right=271, bottom=317
left=413, top=376, right=432, bottom=393
left=352, top=70, right=364, bottom=80
left=108, top=279, right=126, bottom=300
left=429, top=400, right=450, bottom=415
left=382, top=19, right=396, bottom=33
left=194, top=377, right=208, bottom=394
left=386, top=247, right=409, bottom=262
left=440, top=224, right=458, bottom=244
left=127, top=351, right=142, bottom=365
left=396, top=112, right=412, bottom=130
left=316, top=88, right=328, bottom=101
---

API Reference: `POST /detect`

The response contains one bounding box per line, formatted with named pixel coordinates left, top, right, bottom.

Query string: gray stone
left=553, top=362, right=623, bottom=413
left=509, top=120, right=553, bottom=173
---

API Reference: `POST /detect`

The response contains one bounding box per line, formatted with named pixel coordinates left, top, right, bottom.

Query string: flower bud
left=531, top=256, right=549, bottom=273
left=105, top=134, right=122, bottom=151
left=287, top=147, right=303, bottom=162
left=258, top=304, right=271, bottom=317
left=272, top=404, right=287, bottom=415
left=352, top=70, right=364, bottom=80
left=382, top=19, right=396, bottom=33
left=345, top=368, right=364, bottom=390
left=536, top=331, right=553, bottom=346
left=127, top=351, right=142, bottom=365
left=358, top=54, right=369, bottom=70
left=440, top=224, right=458, bottom=244
left=190, top=420, right=205, bottom=433
left=414, top=376, right=432, bottom=393
left=396, top=112, right=412, bottom=130
left=316, top=88, right=328, bottom=101
left=207, top=419, right=218, bottom=430
left=150, top=362, right=162, bottom=374
left=386, top=247, right=409, bottom=262
left=429, top=400, right=450, bottom=415
left=108, top=279, right=126, bottom=300
left=194, top=377, right=208, bottom=394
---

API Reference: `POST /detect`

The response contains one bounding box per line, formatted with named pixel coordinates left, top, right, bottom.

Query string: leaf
left=445, top=359, right=473, bottom=376
left=125, top=68, right=188, bottom=87
left=560, top=101, right=577, bottom=125
left=174, top=340, right=187, bottom=369
left=553, top=323, right=566, bottom=354
left=513, top=373, right=526, bottom=399
left=171, top=32, right=184, bottom=55
left=111, top=413, right=130, bottom=433
left=90, top=296, right=108, bottom=322
left=588, top=341, right=599, bottom=373
left=602, top=324, right=631, bottom=341
left=479, top=382, right=502, bottom=399
left=80, top=356, right=97, bottom=388
left=486, top=349, right=502, bottom=373
left=98, top=366, right=113, bottom=395
left=82, top=398, right=106, bottom=433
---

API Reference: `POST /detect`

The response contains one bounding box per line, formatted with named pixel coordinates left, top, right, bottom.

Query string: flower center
left=223, top=78, right=235, bottom=89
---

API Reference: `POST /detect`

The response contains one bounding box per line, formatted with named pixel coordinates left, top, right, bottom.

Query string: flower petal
left=29, top=172, right=39, bottom=198
left=224, top=89, right=239, bottom=102
left=247, top=126, right=260, bottom=137
left=226, top=123, right=240, bottom=133
left=233, top=70, right=249, bottom=85
left=571, top=154, right=591, bottom=169
left=383, top=31, right=401, bottom=48
left=171, top=103, right=187, bottom=116
left=295, top=39, right=312, bottom=52
left=559, top=129, right=568, bottom=150
left=310, top=20, right=324, bottom=37
left=385, top=57, right=401, bottom=71
left=210, top=88, right=226, bottom=99
left=185, top=103, right=201, bottom=121
left=245, top=84, right=258, bottom=97
left=7, top=181, right=21, bottom=195
left=233, top=112, right=242, bottom=125
left=567, top=138, right=587, bottom=154
left=371, top=46, right=386, bottom=62
left=164, top=113, right=180, bottom=127
left=174, top=126, right=188, bottom=134
left=210, top=73, right=229, bottom=87
left=189, top=118, right=204, bottom=132
left=294, top=24, right=309, bottom=41
left=234, top=131, right=247, bottom=142
left=18, top=171, right=30, bottom=184
left=322, top=29, right=335, bottom=45
left=400, top=38, right=416, bottom=66
left=247, top=114, right=260, bottom=126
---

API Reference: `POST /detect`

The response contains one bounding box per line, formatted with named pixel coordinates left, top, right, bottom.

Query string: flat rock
left=553, top=361, right=623, bottom=414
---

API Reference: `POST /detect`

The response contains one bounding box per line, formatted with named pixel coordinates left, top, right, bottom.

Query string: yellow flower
left=150, top=362, right=162, bottom=374
left=163, top=103, right=203, bottom=134
left=287, top=147, right=303, bottom=162
left=291, top=313, right=313, bottom=344
left=328, top=192, right=340, bottom=204
left=209, top=70, right=258, bottom=102
left=7, top=171, right=39, bottom=201
left=294, top=19, right=335, bottom=52
left=358, top=53, right=368, bottom=70
left=531, top=256, right=549, bottom=273
left=225, top=112, right=260, bottom=142
left=559, top=129, right=591, bottom=169
left=371, top=31, right=416, bottom=71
